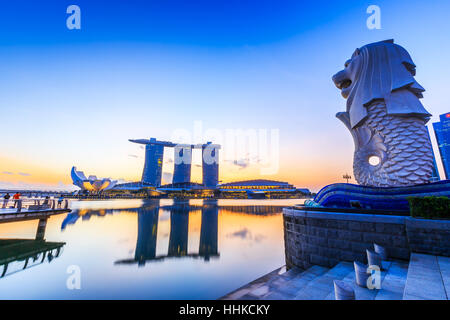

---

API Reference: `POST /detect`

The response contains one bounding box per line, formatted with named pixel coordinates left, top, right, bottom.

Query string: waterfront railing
left=1, top=198, right=70, bottom=213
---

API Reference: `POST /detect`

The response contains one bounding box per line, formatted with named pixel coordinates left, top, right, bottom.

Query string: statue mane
left=347, top=40, right=431, bottom=128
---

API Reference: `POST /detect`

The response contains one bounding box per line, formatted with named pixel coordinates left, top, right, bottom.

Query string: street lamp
left=343, top=173, right=351, bottom=183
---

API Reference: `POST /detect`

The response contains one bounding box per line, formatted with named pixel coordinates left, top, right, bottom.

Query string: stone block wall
left=405, top=218, right=450, bottom=257
left=283, top=208, right=450, bottom=270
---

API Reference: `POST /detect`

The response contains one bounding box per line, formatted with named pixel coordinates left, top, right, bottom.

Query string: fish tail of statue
left=353, top=102, right=433, bottom=187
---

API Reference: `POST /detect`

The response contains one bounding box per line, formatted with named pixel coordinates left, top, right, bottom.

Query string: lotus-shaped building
left=71, top=166, right=118, bottom=192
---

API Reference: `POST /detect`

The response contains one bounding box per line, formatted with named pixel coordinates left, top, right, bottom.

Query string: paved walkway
left=403, top=253, right=449, bottom=300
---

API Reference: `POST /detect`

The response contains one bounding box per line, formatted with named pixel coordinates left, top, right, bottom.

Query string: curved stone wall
left=283, top=207, right=450, bottom=270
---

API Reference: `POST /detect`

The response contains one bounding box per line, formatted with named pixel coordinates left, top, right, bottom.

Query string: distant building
left=219, top=180, right=307, bottom=199
left=219, top=180, right=296, bottom=191
left=141, top=138, right=165, bottom=187
left=202, top=142, right=220, bottom=188
left=129, top=138, right=220, bottom=188
left=112, top=181, right=144, bottom=190
left=426, top=126, right=441, bottom=182
left=433, top=112, right=450, bottom=179
left=71, top=166, right=117, bottom=192
left=296, top=188, right=312, bottom=195
left=173, top=145, right=192, bottom=185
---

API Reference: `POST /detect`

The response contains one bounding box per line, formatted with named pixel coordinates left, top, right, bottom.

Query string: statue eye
left=344, top=59, right=351, bottom=68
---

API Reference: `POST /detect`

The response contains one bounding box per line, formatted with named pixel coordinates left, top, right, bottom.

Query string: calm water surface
left=0, top=199, right=304, bottom=299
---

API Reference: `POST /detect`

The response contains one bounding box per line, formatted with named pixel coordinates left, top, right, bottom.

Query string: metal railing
left=1, top=198, right=70, bottom=213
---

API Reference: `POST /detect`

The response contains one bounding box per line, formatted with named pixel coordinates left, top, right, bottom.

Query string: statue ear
left=382, top=39, right=394, bottom=44
left=352, top=48, right=360, bottom=58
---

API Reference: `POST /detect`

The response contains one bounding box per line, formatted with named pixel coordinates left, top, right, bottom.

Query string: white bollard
left=334, top=280, right=355, bottom=300
left=354, top=261, right=369, bottom=288
left=366, top=249, right=383, bottom=270
left=374, top=243, right=388, bottom=260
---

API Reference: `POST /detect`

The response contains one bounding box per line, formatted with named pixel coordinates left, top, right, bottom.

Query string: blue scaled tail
left=306, top=180, right=450, bottom=211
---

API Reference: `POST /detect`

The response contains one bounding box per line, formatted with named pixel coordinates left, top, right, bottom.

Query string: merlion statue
left=332, top=40, right=434, bottom=187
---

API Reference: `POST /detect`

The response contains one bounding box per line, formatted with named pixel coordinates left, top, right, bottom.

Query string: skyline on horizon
left=1, top=0, right=449, bottom=192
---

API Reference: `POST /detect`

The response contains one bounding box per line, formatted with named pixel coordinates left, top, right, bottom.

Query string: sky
left=0, top=0, right=449, bottom=191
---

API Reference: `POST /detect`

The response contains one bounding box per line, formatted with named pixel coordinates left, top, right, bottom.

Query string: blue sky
left=0, top=0, right=449, bottom=190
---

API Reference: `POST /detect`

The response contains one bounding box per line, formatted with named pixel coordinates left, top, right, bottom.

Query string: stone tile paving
left=222, top=253, right=449, bottom=300
left=294, top=262, right=354, bottom=300
left=437, top=256, right=450, bottom=298
left=324, top=261, right=394, bottom=300
left=375, top=261, right=409, bottom=300
left=220, top=267, right=285, bottom=300
left=403, top=253, right=448, bottom=300
left=261, top=266, right=330, bottom=300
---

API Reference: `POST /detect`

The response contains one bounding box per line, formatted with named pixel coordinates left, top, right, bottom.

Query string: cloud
left=254, top=234, right=267, bottom=243
left=227, top=228, right=251, bottom=239
left=226, top=228, right=266, bottom=243
left=18, top=172, right=31, bottom=176
left=225, top=154, right=263, bottom=170
left=225, top=159, right=250, bottom=169
left=234, top=160, right=249, bottom=169
left=2, top=171, right=13, bottom=175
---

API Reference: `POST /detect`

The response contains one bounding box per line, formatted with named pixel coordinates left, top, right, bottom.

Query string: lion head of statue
left=332, top=39, right=431, bottom=129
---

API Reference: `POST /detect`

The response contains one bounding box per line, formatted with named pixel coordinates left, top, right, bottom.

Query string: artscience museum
left=71, top=166, right=118, bottom=192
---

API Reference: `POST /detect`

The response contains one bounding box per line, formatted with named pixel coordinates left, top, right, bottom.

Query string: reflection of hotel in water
left=61, top=200, right=283, bottom=266
left=129, top=201, right=221, bottom=264
left=122, top=200, right=220, bottom=265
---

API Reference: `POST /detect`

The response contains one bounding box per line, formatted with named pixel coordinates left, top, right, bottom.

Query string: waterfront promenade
left=222, top=203, right=450, bottom=300
left=222, top=253, right=449, bottom=300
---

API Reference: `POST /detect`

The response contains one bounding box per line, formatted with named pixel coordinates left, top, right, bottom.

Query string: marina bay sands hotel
left=129, top=138, right=220, bottom=188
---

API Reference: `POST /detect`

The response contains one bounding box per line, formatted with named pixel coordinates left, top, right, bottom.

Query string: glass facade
left=141, top=139, right=164, bottom=186
left=426, top=126, right=441, bottom=182
left=202, top=143, right=219, bottom=188
left=132, top=138, right=220, bottom=188
left=173, top=145, right=192, bottom=184
left=433, top=112, right=450, bottom=180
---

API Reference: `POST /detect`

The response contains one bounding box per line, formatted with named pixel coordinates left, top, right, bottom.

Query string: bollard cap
left=374, top=243, right=388, bottom=260
left=354, top=261, right=367, bottom=272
